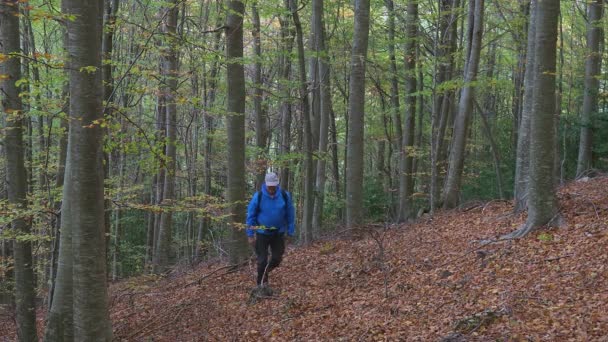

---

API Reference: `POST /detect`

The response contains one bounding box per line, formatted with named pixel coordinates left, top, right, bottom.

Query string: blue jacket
left=246, top=184, right=295, bottom=237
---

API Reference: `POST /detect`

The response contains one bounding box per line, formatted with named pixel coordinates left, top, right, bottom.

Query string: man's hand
left=285, top=235, right=293, bottom=245
left=248, top=236, right=256, bottom=247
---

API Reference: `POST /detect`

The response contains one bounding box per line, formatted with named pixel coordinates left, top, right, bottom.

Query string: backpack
left=256, top=189, right=289, bottom=214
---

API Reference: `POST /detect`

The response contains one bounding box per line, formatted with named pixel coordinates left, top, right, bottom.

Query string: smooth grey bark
left=312, top=0, right=331, bottom=234
left=345, top=0, right=371, bottom=228
left=102, top=0, right=119, bottom=275
left=1, top=1, right=38, bottom=340
left=514, top=0, right=537, bottom=213
left=152, top=96, right=166, bottom=265
left=384, top=0, right=402, bottom=152
left=252, top=2, right=267, bottom=188
left=226, top=0, right=249, bottom=263
left=576, top=0, right=603, bottom=177
left=442, top=0, right=484, bottom=209
left=397, top=0, right=417, bottom=222
left=112, top=144, right=125, bottom=280
left=308, top=0, right=320, bottom=153
left=46, top=0, right=112, bottom=339
left=474, top=100, right=504, bottom=199
left=196, top=9, right=223, bottom=261
left=290, top=0, right=313, bottom=244
left=279, top=1, right=295, bottom=191
left=506, top=0, right=561, bottom=238
left=153, top=0, right=179, bottom=274
left=48, top=105, right=68, bottom=311
left=430, top=0, right=459, bottom=214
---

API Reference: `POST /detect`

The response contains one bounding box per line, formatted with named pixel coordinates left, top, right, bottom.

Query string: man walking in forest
left=246, top=172, right=295, bottom=294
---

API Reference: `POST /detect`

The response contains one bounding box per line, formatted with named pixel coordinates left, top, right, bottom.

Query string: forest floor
left=2, top=176, right=608, bottom=341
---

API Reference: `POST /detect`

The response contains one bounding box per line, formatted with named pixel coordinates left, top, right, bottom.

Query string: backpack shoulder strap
left=281, top=190, right=289, bottom=208
left=256, top=190, right=263, bottom=213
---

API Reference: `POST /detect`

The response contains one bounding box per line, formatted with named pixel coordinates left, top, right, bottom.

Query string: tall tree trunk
left=345, top=0, right=371, bottom=228
left=102, top=0, right=120, bottom=278
left=0, top=1, right=38, bottom=340
left=312, top=0, right=331, bottom=235
left=279, top=0, right=295, bottom=191
left=196, top=10, right=222, bottom=261
left=514, top=0, right=537, bottom=213
left=153, top=0, right=179, bottom=274
left=507, top=0, right=561, bottom=238
left=252, top=2, right=267, bottom=188
left=384, top=0, right=402, bottom=153
left=474, top=100, right=504, bottom=199
left=46, top=0, right=112, bottom=339
left=442, top=0, right=484, bottom=209
left=290, top=0, right=314, bottom=244
left=225, top=0, right=249, bottom=263
left=430, top=0, right=459, bottom=214
left=576, top=0, right=603, bottom=177
left=398, top=0, right=418, bottom=222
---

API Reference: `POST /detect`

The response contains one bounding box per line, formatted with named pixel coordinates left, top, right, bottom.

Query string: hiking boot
left=251, top=284, right=273, bottom=297
left=259, top=284, right=273, bottom=296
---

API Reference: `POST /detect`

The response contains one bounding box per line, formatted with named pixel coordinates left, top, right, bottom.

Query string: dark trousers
left=255, top=233, right=285, bottom=285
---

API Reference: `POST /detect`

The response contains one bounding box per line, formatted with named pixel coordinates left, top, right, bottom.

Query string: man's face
left=267, top=185, right=277, bottom=195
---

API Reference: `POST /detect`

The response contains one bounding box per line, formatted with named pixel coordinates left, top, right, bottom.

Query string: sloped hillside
left=2, top=177, right=608, bottom=341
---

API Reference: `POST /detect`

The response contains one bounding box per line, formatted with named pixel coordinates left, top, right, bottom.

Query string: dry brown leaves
left=1, top=177, right=607, bottom=341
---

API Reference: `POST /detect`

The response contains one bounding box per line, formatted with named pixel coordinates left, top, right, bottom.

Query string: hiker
left=246, top=172, right=295, bottom=289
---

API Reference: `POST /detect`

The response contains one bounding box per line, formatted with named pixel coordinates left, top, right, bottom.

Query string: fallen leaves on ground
left=1, top=176, right=607, bottom=341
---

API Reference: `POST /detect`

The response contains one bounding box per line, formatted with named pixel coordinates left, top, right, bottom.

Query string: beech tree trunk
left=290, top=0, right=314, bottom=244
left=507, top=0, right=561, bottom=239
left=514, top=0, right=537, bottom=213
left=279, top=1, right=295, bottom=191
left=252, top=2, right=267, bottom=188
left=312, top=0, right=332, bottom=235
left=225, top=0, right=249, bottom=263
left=346, top=0, right=371, bottom=228
left=1, top=1, right=38, bottom=340
left=576, top=0, right=603, bottom=177
left=442, top=0, right=484, bottom=209
left=153, top=0, right=179, bottom=274
left=45, top=0, right=112, bottom=339
left=397, top=0, right=417, bottom=222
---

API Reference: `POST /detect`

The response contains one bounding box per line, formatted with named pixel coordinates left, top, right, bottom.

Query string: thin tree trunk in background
left=153, top=0, right=179, bottom=274
left=312, top=0, right=331, bottom=235
left=225, top=0, right=249, bottom=263
left=576, top=0, right=603, bottom=177
left=412, top=57, right=424, bottom=196
left=252, top=2, right=267, bottom=188
left=514, top=0, right=537, bottom=213
left=511, top=1, right=529, bottom=149
left=196, top=9, right=222, bottom=261
left=330, top=108, right=342, bottom=218
left=442, top=0, right=484, bottom=209
left=430, top=0, right=459, bottom=213
left=112, top=144, right=125, bottom=280
left=102, top=0, right=119, bottom=269
left=309, top=0, right=320, bottom=154
left=346, top=0, right=371, bottom=228
left=398, top=0, right=417, bottom=222
left=508, top=0, right=561, bottom=238
left=1, top=1, right=38, bottom=339
left=279, top=0, right=295, bottom=191
left=474, top=100, right=504, bottom=199
left=146, top=175, right=156, bottom=264
left=102, top=0, right=120, bottom=278
left=152, top=97, right=166, bottom=266
left=290, top=0, right=314, bottom=244
left=384, top=0, right=402, bottom=153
